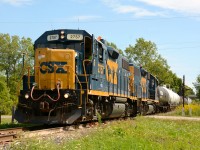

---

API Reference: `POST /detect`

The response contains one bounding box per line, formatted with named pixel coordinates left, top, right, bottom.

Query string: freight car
left=14, top=29, right=177, bottom=124
left=157, top=86, right=181, bottom=111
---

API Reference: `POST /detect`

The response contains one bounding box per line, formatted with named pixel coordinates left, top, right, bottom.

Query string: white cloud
left=138, top=0, right=200, bottom=15
left=101, top=0, right=164, bottom=17
left=0, top=0, right=32, bottom=6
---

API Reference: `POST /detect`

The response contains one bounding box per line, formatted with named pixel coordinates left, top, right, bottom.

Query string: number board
left=47, top=34, right=59, bottom=41
left=67, top=34, right=83, bottom=41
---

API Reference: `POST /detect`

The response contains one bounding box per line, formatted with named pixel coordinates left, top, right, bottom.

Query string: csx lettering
left=40, top=62, right=67, bottom=74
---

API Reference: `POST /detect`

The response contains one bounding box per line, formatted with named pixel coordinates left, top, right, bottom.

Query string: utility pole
left=182, top=75, right=185, bottom=116
left=183, top=75, right=185, bottom=107
left=22, top=52, right=25, bottom=68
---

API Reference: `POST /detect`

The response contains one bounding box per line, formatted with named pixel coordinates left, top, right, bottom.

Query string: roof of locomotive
left=34, top=29, right=92, bottom=48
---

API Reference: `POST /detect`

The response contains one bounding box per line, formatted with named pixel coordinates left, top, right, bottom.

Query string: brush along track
left=23, top=122, right=101, bottom=138
left=0, top=118, right=130, bottom=148
left=0, top=121, right=102, bottom=148
left=18, top=118, right=131, bottom=146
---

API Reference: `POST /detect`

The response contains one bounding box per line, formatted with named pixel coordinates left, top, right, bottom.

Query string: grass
left=0, top=117, right=12, bottom=124
left=0, top=116, right=33, bottom=129
left=11, top=117, right=200, bottom=150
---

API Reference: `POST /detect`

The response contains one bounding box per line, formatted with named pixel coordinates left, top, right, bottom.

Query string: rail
left=0, top=127, right=23, bottom=146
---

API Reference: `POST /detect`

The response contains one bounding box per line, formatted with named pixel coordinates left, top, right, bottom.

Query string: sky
left=0, top=0, right=199, bottom=91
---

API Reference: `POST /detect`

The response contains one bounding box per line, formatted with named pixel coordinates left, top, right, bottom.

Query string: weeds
left=96, top=112, right=102, bottom=124
left=174, top=103, right=200, bottom=116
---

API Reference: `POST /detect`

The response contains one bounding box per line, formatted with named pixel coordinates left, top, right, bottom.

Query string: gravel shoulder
left=145, top=115, right=200, bottom=121
left=1, top=115, right=11, bottom=119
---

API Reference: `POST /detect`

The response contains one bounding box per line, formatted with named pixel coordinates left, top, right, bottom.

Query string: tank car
left=184, top=97, right=192, bottom=105
left=157, top=86, right=181, bottom=111
left=179, top=97, right=192, bottom=105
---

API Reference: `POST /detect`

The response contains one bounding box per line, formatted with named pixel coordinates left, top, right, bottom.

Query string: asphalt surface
left=1, top=115, right=11, bottom=119
left=146, top=115, right=200, bottom=121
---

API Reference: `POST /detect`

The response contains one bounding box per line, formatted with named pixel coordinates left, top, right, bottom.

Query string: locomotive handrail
left=83, top=59, right=91, bottom=103
left=30, top=84, right=60, bottom=101
left=33, top=64, right=83, bottom=106
left=19, top=64, right=83, bottom=106
left=64, top=65, right=83, bottom=107
left=16, top=52, right=31, bottom=95
left=34, top=66, right=41, bottom=89
left=27, top=67, right=31, bottom=89
left=54, top=65, right=58, bottom=88
left=16, top=66, right=32, bottom=96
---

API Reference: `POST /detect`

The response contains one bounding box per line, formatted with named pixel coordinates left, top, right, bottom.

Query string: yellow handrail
left=27, top=67, right=30, bottom=89
left=34, top=66, right=40, bottom=89
left=64, top=65, right=83, bottom=107
left=17, top=64, right=84, bottom=107
left=54, top=65, right=58, bottom=88
left=83, top=59, right=91, bottom=103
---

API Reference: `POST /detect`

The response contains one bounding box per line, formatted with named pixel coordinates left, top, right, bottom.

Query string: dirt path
left=145, top=115, right=200, bottom=121
left=1, top=115, right=11, bottom=119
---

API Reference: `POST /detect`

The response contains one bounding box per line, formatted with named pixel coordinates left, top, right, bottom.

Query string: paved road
left=1, top=115, right=11, bottom=119
left=146, top=115, right=200, bottom=121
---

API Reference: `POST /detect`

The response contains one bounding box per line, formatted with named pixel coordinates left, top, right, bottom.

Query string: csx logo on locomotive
left=40, top=61, right=67, bottom=74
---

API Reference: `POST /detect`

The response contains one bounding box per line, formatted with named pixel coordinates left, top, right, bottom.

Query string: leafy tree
left=0, top=33, right=34, bottom=113
left=0, top=33, right=33, bottom=92
left=184, top=85, right=195, bottom=97
left=106, top=42, right=124, bottom=56
left=125, top=38, right=182, bottom=91
left=0, top=79, right=12, bottom=114
left=125, top=38, right=158, bottom=67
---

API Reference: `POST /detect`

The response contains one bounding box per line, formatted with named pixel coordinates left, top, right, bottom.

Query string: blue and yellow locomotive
left=14, top=29, right=158, bottom=124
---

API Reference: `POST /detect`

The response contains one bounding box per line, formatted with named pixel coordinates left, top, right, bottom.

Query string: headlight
left=60, top=30, right=65, bottom=34
left=64, top=93, right=69, bottom=99
left=25, top=93, right=29, bottom=99
left=60, top=35, right=65, bottom=39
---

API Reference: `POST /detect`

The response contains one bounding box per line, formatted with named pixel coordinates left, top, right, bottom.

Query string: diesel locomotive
left=14, top=29, right=168, bottom=124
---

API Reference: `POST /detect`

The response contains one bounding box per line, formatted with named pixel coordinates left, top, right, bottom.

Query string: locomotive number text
left=67, top=34, right=83, bottom=41
left=47, top=34, right=59, bottom=41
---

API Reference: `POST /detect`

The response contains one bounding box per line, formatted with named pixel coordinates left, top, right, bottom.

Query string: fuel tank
left=157, top=86, right=181, bottom=106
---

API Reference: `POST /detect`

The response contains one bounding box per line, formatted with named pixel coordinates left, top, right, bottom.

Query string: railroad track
left=0, top=118, right=129, bottom=148
left=0, top=127, right=23, bottom=147
left=0, top=122, right=97, bottom=147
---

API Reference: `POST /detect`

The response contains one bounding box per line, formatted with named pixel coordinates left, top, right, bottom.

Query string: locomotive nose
left=35, top=48, right=76, bottom=90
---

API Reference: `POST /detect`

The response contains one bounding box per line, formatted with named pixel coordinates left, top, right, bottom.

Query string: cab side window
left=98, top=43, right=103, bottom=63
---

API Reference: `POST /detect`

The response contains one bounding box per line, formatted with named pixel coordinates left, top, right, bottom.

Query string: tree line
left=193, top=75, right=200, bottom=100
left=107, top=38, right=194, bottom=97
left=0, top=33, right=33, bottom=114
left=0, top=34, right=196, bottom=114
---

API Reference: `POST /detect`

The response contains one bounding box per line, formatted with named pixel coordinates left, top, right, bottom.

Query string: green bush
left=0, top=80, right=13, bottom=114
left=174, top=102, right=200, bottom=116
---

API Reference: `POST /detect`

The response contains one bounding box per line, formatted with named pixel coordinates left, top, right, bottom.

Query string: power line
left=157, top=41, right=200, bottom=46
left=0, top=15, right=200, bottom=24
left=158, top=45, right=200, bottom=51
